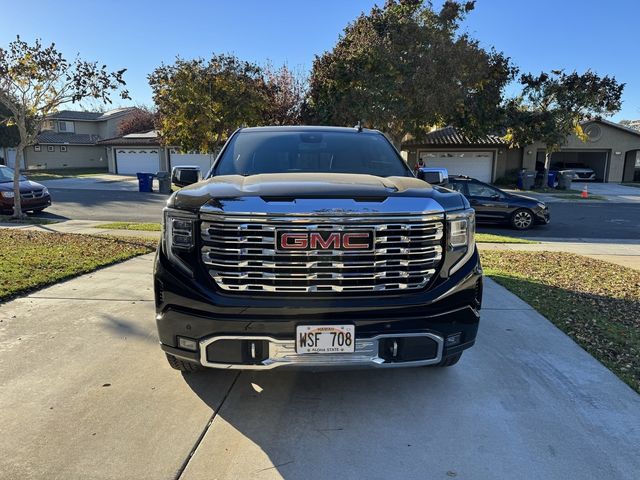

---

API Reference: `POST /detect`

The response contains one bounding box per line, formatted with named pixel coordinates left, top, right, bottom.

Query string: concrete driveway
left=1, top=255, right=638, bottom=479
left=578, top=182, right=640, bottom=202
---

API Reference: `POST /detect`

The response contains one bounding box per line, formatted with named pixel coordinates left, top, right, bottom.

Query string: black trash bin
left=156, top=171, right=171, bottom=194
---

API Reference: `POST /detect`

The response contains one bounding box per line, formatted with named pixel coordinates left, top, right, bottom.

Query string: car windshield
left=213, top=130, right=412, bottom=177
left=0, top=167, right=26, bottom=182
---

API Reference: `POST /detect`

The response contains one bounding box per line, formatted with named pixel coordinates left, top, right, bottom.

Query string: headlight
left=447, top=208, right=475, bottom=275
left=1, top=191, right=15, bottom=198
left=537, top=202, right=546, bottom=209
left=163, top=208, right=197, bottom=276
left=42, top=187, right=49, bottom=195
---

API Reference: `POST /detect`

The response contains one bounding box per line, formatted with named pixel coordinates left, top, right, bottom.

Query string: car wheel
left=431, top=353, right=462, bottom=367
left=165, top=353, right=204, bottom=372
left=511, top=208, right=534, bottom=230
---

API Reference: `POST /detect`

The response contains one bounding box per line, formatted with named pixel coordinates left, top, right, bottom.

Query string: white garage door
left=419, top=151, right=494, bottom=183
left=116, top=148, right=160, bottom=175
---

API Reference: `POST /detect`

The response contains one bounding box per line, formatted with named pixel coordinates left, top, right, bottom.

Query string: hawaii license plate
left=296, top=325, right=355, bottom=354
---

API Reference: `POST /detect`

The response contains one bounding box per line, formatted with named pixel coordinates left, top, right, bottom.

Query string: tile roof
left=46, top=107, right=136, bottom=122
left=403, top=126, right=506, bottom=147
left=36, top=132, right=101, bottom=145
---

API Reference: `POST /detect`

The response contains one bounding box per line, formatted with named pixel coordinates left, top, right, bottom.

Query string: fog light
left=177, top=336, right=198, bottom=351
left=446, top=333, right=462, bottom=347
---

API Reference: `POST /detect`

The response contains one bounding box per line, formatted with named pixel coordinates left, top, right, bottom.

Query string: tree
left=0, top=104, right=20, bottom=164
left=0, top=36, right=129, bottom=217
left=149, top=54, right=269, bottom=152
left=118, top=106, right=158, bottom=136
left=504, top=70, right=624, bottom=186
left=306, top=0, right=516, bottom=147
left=263, top=63, right=307, bottom=125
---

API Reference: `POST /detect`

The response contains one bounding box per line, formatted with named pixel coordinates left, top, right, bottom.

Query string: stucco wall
left=73, top=122, right=100, bottom=135
left=24, top=145, right=108, bottom=170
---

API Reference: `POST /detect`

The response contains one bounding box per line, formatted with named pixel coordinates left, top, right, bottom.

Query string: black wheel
left=431, top=353, right=462, bottom=367
left=165, top=353, right=204, bottom=372
left=510, top=208, right=534, bottom=230
left=438, top=353, right=462, bottom=367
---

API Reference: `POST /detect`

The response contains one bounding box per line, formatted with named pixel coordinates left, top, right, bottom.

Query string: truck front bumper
left=155, top=247, right=482, bottom=370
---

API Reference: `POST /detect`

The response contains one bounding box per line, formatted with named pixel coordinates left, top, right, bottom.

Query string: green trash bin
left=156, top=171, right=171, bottom=194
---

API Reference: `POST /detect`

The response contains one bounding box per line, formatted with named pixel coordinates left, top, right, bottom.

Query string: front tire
left=432, top=353, right=462, bottom=367
left=510, top=208, right=534, bottom=230
left=165, top=353, right=204, bottom=372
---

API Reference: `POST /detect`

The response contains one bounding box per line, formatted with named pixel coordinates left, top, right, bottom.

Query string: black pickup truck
left=154, top=126, right=482, bottom=372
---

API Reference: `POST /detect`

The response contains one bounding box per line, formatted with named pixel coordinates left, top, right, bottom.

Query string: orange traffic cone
left=581, top=184, right=588, bottom=199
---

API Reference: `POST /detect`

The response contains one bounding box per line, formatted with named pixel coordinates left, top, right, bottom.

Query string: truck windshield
left=213, top=130, right=411, bottom=177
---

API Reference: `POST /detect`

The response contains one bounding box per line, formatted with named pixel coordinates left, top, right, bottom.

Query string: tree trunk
left=12, top=144, right=24, bottom=219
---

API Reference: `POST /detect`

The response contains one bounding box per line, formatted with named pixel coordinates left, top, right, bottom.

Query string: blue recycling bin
left=136, top=172, right=154, bottom=192
left=547, top=171, right=558, bottom=188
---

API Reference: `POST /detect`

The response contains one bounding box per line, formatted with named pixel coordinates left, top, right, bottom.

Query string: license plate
left=296, top=325, right=355, bottom=354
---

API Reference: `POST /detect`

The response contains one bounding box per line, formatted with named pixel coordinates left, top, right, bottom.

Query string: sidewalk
left=3, top=219, right=639, bottom=270
left=478, top=239, right=640, bottom=270
left=0, top=219, right=161, bottom=240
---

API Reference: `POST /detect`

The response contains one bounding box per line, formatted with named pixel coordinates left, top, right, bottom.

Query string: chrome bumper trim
left=198, top=332, right=444, bottom=370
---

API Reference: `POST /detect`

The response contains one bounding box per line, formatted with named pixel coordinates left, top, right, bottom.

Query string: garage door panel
left=116, top=149, right=160, bottom=175
left=419, top=151, right=493, bottom=183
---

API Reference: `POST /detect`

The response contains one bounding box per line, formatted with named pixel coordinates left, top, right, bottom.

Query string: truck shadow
left=181, top=365, right=460, bottom=479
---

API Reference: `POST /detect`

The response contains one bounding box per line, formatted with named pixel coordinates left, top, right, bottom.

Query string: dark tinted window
left=447, top=180, right=466, bottom=194
left=467, top=182, right=505, bottom=198
left=213, top=131, right=411, bottom=177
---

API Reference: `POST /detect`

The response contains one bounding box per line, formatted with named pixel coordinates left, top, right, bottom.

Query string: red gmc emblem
left=276, top=230, right=374, bottom=251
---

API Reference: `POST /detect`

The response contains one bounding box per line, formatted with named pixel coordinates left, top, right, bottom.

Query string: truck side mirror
left=171, top=166, right=201, bottom=187
left=417, top=167, right=448, bottom=185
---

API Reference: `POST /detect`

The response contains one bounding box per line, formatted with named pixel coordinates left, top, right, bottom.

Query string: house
left=402, top=119, right=640, bottom=183
left=98, top=130, right=215, bottom=175
left=5, top=108, right=136, bottom=170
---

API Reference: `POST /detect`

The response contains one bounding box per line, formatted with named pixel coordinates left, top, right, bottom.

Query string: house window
left=34, top=145, right=41, bottom=152
left=60, top=146, right=67, bottom=152
left=47, top=146, right=55, bottom=152
left=58, top=121, right=75, bottom=133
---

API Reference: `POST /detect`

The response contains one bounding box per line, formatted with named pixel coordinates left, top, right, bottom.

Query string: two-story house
left=15, top=107, right=136, bottom=170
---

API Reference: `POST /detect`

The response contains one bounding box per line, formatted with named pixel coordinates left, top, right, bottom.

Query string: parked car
left=446, top=175, right=549, bottom=230
left=0, top=165, right=51, bottom=214
left=551, top=162, right=596, bottom=181
left=155, top=126, right=482, bottom=372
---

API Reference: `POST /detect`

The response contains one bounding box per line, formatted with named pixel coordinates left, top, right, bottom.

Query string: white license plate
left=296, top=325, right=355, bottom=354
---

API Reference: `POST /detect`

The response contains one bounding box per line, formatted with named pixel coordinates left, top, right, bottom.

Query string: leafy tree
left=0, top=36, right=129, bottom=217
left=306, top=0, right=516, bottom=147
left=619, top=119, right=640, bottom=132
left=0, top=103, right=20, bottom=163
left=117, top=107, right=158, bottom=136
left=263, top=63, right=307, bottom=125
left=149, top=54, right=269, bottom=152
left=505, top=70, right=624, bottom=185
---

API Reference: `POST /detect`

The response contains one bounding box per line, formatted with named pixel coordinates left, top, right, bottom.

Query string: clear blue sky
left=2, top=0, right=639, bottom=120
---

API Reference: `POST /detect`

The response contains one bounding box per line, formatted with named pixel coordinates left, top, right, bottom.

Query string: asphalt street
left=40, top=188, right=640, bottom=239
left=1, top=255, right=638, bottom=479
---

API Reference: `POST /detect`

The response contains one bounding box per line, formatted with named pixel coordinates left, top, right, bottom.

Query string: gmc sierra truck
left=154, top=126, right=482, bottom=372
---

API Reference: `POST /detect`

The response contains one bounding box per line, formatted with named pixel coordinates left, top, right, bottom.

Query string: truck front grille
left=200, top=214, right=444, bottom=294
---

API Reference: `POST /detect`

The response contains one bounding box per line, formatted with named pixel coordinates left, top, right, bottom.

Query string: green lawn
left=482, top=250, right=640, bottom=393
left=475, top=233, right=537, bottom=244
left=0, top=230, right=156, bottom=302
left=25, top=168, right=108, bottom=181
left=96, top=222, right=161, bottom=232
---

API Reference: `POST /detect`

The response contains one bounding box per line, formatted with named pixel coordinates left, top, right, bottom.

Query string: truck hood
left=169, top=173, right=468, bottom=215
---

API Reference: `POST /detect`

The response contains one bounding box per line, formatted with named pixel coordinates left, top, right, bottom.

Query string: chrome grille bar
left=200, top=214, right=444, bottom=294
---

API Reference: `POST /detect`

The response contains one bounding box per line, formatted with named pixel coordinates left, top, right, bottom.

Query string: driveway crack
left=174, top=371, right=241, bottom=480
